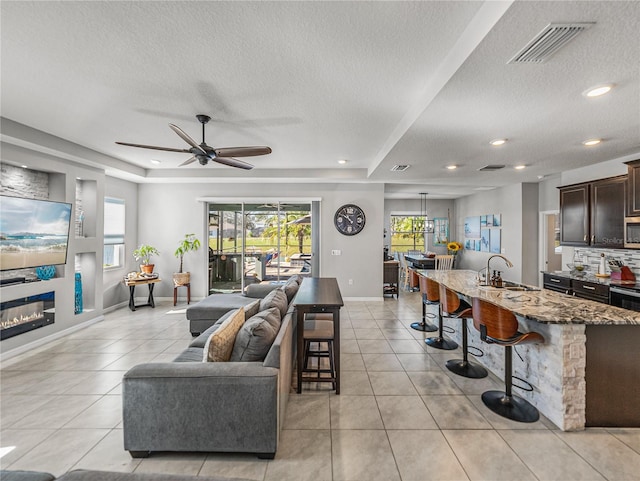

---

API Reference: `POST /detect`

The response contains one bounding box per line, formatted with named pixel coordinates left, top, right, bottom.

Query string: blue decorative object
left=35, top=265, right=56, bottom=280
left=74, top=272, right=83, bottom=314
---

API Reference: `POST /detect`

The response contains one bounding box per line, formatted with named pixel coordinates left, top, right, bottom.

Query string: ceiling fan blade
left=115, top=141, right=191, bottom=153
left=179, top=156, right=198, bottom=166
left=214, top=146, right=272, bottom=157
left=213, top=157, right=254, bottom=170
left=169, top=123, right=206, bottom=154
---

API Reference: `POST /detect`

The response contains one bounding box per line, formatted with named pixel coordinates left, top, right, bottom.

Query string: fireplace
left=1, top=292, right=55, bottom=340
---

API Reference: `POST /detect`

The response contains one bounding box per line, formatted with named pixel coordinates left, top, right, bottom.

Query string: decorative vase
left=141, top=264, right=154, bottom=274
left=173, top=272, right=190, bottom=286
left=36, top=265, right=56, bottom=280
left=74, top=272, right=83, bottom=314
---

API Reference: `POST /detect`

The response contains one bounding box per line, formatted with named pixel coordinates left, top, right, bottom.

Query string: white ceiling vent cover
left=391, top=165, right=410, bottom=172
left=508, top=23, right=595, bottom=64
left=479, top=165, right=505, bottom=171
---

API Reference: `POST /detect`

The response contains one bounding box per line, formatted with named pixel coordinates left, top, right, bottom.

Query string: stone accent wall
left=440, top=307, right=586, bottom=430
left=0, top=164, right=49, bottom=280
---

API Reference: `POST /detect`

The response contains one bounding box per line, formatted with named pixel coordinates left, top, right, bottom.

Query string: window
left=390, top=215, right=428, bottom=253
left=104, top=197, right=125, bottom=269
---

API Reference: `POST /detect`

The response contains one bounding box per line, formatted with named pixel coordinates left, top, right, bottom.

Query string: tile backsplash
left=574, top=247, right=640, bottom=276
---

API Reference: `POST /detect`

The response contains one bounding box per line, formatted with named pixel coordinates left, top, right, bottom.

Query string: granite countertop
left=417, top=269, right=640, bottom=326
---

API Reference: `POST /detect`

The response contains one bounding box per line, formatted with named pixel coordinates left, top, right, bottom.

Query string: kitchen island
left=417, top=269, right=640, bottom=431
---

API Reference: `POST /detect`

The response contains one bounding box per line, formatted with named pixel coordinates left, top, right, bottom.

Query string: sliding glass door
left=208, top=201, right=313, bottom=294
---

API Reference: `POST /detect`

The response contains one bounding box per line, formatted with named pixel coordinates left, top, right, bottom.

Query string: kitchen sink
left=478, top=281, right=540, bottom=292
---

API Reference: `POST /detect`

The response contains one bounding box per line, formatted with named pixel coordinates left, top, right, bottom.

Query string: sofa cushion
left=173, top=347, right=205, bottom=362
left=244, top=283, right=280, bottom=299
left=186, top=293, right=255, bottom=321
left=259, top=288, right=288, bottom=319
left=0, top=471, right=55, bottom=481
left=203, top=308, right=245, bottom=362
left=229, top=307, right=280, bottom=362
left=57, top=470, right=255, bottom=481
left=282, top=277, right=300, bottom=303
left=190, top=300, right=260, bottom=349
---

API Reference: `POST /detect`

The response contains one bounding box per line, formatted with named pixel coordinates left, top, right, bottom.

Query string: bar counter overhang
left=417, top=269, right=640, bottom=431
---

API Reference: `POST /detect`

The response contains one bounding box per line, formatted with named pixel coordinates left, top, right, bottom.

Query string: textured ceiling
left=1, top=1, right=639, bottom=199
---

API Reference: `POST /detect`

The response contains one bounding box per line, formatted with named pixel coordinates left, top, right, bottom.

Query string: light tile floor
left=1, top=292, right=640, bottom=480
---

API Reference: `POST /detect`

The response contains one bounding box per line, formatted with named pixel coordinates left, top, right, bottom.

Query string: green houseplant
left=133, top=244, right=159, bottom=274
left=173, top=234, right=201, bottom=286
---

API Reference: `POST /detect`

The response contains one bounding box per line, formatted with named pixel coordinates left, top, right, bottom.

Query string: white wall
left=103, top=176, right=139, bottom=310
left=454, top=183, right=539, bottom=284
left=137, top=182, right=385, bottom=299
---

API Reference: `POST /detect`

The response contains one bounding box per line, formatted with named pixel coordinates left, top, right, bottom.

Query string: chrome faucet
left=483, top=254, right=514, bottom=285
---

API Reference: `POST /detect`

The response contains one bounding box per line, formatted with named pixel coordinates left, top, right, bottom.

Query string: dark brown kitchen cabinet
left=625, top=159, right=640, bottom=217
left=559, top=183, right=590, bottom=246
left=591, top=176, right=625, bottom=248
left=559, top=175, right=625, bottom=248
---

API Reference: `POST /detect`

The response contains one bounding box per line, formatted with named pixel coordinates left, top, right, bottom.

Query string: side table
left=124, top=277, right=161, bottom=311
left=173, top=283, right=191, bottom=306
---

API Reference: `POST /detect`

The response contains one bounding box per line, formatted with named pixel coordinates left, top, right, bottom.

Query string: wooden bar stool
left=424, top=277, right=458, bottom=350
left=301, top=317, right=336, bottom=390
left=410, top=275, right=438, bottom=332
left=472, top=297, right=544, bottom=423
left=439, top=285, right=487, bottom=379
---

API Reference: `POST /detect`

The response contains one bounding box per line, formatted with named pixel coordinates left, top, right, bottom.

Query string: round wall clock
left=334, top=204, right=366, bottom=236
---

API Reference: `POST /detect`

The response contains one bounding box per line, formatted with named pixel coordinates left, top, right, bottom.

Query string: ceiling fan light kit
left=116, top=114, right=272, bottom=170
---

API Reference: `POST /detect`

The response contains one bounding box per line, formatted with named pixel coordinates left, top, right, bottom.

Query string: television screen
left=0, top=195, right=72, bottom=271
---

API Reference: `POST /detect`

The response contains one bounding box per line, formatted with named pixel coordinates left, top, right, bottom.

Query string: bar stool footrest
left=467, top=345, right=484, bottom=358
left=482, top=390, right=539, bottom=423
left=511, top=375, right=534, bottom=393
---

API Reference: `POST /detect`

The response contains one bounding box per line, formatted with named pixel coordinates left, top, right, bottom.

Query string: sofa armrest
left=244, top=283, right=279, bottom=299
left=123, top=362, right=278, bottom=455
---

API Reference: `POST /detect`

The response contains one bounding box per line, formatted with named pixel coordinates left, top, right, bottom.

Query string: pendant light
left=420, top=193, right=434, bottom=234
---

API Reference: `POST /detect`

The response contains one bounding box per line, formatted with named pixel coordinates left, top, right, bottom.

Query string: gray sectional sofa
left=0, top=470, right=253, bottom=481
left=187, top=283, right=283, bottom=336
left=122, top=276, right=303, bottom=460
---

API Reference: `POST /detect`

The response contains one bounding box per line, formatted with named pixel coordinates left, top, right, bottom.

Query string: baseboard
left=0, top=314, right=105, bottom=363
left=344, top=296, right=385, bottom=302
left=103, top=300, right=129, bottom=314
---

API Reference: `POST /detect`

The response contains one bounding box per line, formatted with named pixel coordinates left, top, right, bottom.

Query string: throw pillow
left=203, top=308, right=245, bottom=362
left=229, top=307, right=280, bottom=362
left=259, top=287, right=288, bottom=319
left=282, top=278, right=299, bottom=303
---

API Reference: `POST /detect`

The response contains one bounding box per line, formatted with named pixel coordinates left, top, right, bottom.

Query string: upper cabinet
left=625, top=159, right=640, bottom=217
left=559, top=175, right=626, bottom=248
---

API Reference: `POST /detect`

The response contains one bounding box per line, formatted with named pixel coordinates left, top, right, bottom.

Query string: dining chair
left=435, top=254, right=454, bottom=270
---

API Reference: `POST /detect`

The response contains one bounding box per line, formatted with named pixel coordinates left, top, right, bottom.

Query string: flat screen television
left=0, top=195, right=73, bottom=271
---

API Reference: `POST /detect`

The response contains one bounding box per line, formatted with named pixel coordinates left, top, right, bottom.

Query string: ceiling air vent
left=479, top=165, right=505, bottom=171
left=508, top=22, right=595, bottom=64
left=390, top=165, right=410, bottom=172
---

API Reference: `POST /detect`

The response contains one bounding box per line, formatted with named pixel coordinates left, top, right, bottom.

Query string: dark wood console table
left=293, top=277, right=344, bottom=394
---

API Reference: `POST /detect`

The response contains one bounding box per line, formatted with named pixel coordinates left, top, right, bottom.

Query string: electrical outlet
left=501, top=248, right=506, bottom=254
left=348, top=279, right=353, bottom=285
left=331, top=250, right=341, bottom=255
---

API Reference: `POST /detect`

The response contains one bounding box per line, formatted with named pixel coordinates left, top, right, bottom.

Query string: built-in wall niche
left=0, top=291, right=55, bottom=340
left=74, top=252, right=96, bottom=313
left=75, top=179, right=97, bottom=238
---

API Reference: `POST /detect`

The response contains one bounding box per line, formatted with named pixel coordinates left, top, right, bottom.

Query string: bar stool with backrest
left=410, top=275, right=438, bottom=332
left=301, top=315, right=336, bottom=390
left=424, top=277, right=458, bottom=350
left=439, top=285, right=488, bottom=378
left=471, top=297, right=544, bottom=423
left=397, top=253, right=411, bottom=291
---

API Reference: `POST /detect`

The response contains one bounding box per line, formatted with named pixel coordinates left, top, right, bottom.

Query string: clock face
left=334, top=204, right=366, bottom=236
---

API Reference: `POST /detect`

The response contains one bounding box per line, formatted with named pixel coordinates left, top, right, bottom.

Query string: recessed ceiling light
left=337, top=159, right=347, bottom=165
left=76, top=177, right=82, bottom=180
left=583, top=139, right=601, bottom=146
left=21, top=165, right=28, bottom=169
left=514, top=165, right=526, bottom=170
left=446, top=165, right=457, bottom=170
left=150, top=159, right=162, bottom=165
left=490, top=139, right=507, bottom=146
left=584, top=84, right=614, bottom=98
left=473, top=186, right=496, bottom=191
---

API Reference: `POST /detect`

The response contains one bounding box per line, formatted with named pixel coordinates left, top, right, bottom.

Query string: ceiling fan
left=116, top=114, right=271, bottom=170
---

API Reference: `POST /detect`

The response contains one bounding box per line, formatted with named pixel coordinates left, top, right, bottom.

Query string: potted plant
left=173, top=233, right=201, bottom=286
left=133, top=244, right=159, bottom=274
